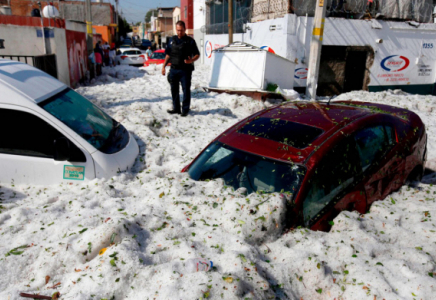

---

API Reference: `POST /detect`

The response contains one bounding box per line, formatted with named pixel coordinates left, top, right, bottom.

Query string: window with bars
left=206, top=0, right=252, bottom=34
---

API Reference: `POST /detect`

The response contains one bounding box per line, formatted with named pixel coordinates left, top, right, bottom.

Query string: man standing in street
left=162, top=20, right=200, bottom=117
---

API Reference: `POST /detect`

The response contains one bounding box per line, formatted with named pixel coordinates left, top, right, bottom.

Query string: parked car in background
left=139, top=39, right=152, bottom=50
left=115, top=48, right=146, bottom=66
left=183, top=101, right=427, bottom=231
left=143, top=50, right=168, bottom=67
left=122, top=38, right=133, bottom=46
left=132, top=35, right=141, bottom=47
left=117, top=44, right=133, bottom=52
left=0, top=59, right=139, bottom=185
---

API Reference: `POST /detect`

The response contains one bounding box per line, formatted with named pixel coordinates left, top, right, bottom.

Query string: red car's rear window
left=151, top=52, right=166, bottom=59
left=238, top=117, right=324, bottom=149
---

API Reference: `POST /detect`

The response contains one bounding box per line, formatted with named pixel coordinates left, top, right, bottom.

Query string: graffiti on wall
left=66, top=30, right=88, bottom=88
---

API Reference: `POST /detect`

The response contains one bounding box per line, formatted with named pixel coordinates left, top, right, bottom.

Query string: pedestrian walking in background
left=162, top=20, right=200, bottom=117
left=94, top=46, right=102, bottom=76
left=103, top=42, right=110, bottom=66
left=109, top=46, right=116, bottom=67
left=146, top=46, right=153, bottom=60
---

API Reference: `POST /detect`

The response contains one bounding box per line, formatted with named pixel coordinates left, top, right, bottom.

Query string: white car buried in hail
left=115, top=48, right=146, bottom=66
left=0, top=59, right=139, bottom=185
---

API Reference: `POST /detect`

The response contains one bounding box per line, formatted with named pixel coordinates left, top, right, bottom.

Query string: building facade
left=180, top=0, right=193, bottom=35
left=195, top=0, right=436, bottom=95
left=0, top=16, right=90, bottom=88
left=173, top=7, right=180, bottom=35
left=0, top=0, right=116, bottom=45
left=153, top=7, right=178, bottom=47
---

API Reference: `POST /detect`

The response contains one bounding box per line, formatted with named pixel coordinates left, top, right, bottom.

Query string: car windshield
left=188, top=142, right=306, bottom=196
left=39, top=88, right=129, bottom=154
left=151, top=52, right=165, bottom=59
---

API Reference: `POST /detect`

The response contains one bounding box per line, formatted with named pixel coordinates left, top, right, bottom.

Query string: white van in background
left=0, top=59, right=139, bottom=185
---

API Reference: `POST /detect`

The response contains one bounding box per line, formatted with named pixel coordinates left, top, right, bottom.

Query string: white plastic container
left=208, top=42, right=296, bottom=91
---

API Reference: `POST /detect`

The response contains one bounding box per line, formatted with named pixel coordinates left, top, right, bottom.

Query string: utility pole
left=115, top=0, right=119, bottom=44
left=37, top=1, right=47, bottom=54
left=85, top=0, right=93, bottom=55
left=46, top=1, right=51, bottom=28
left=306, top=0, right=327, bottom=100
left=228, top=0, right=233, bottom=44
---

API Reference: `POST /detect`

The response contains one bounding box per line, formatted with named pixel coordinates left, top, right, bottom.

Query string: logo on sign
left=261, top=46, right=276, bottom=54
left=294, top=68, right=308, bottom=79
left=64, top=165, right=85, bottom=180
left=205, top=41, right=213, bottom=59
left=381, top=55, right=410, bottom=72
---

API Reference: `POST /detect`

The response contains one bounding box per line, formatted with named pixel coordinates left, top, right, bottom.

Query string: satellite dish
left=42, top=5, right=59, bottom=18
left=200, top=25, right=206, bottom=33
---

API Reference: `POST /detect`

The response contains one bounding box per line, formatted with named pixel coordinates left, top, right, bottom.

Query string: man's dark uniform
left=165, top=35, right=200, bottom=114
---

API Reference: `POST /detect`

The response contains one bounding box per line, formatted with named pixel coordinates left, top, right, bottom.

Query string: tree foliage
left=145, top=9, right=158, bottom=23
left=118, top=15, right=132, bottom=39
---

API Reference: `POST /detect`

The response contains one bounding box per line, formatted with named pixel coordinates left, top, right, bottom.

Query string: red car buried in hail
left=144, top=49, right=169, bottom=67
left=183, top=101, right=427, bottom=231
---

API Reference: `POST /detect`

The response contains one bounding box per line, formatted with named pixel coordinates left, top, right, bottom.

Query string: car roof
left=120, top=48, right=141, bottom=52
left=0, top=59, right=66, bottom=105
left=218, top=100, right=412, bottom=164
left=154, top=50, right=165, bottom=53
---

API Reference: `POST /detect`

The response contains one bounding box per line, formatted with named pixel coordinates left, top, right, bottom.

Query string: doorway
left=317, top=46, right=374, bottom=96
left=344, top=50, right=368, bottom=93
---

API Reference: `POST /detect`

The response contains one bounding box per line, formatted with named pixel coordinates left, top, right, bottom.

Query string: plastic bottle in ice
left=172, top=258, right=213, bottom=273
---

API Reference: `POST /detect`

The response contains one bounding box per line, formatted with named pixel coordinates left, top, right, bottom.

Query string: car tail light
left=120, top=55, right=128, bottom=60
left=139, top=55, right=145, bottom=59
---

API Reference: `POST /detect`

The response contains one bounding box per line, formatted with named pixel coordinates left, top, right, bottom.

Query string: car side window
left=0, top=108, right=86, bottom=162
left=354, top=125, right=395, bottom=171
left=303, top=137, right=361, bottom=225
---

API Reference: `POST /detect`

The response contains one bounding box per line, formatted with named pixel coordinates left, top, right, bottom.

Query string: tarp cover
left=293, top=0, right=368, bottom=16
left=292, top=0, right=434, bottom=23
left=379, top=0, right=434, bottom=23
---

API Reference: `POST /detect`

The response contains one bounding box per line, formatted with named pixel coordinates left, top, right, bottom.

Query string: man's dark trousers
left=169, top=68, right=192, bottom=113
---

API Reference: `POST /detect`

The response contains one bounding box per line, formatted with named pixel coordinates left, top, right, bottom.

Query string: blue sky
left=105, top=0, right=181, bottom=24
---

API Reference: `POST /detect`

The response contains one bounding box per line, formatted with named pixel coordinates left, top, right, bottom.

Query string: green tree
left=145, top=9, right=158, bottom=23
left=118, top=15, right=132, bottom=39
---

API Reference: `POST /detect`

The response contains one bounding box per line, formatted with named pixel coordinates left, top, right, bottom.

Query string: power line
left=120, top=0, right=155, bottom=10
